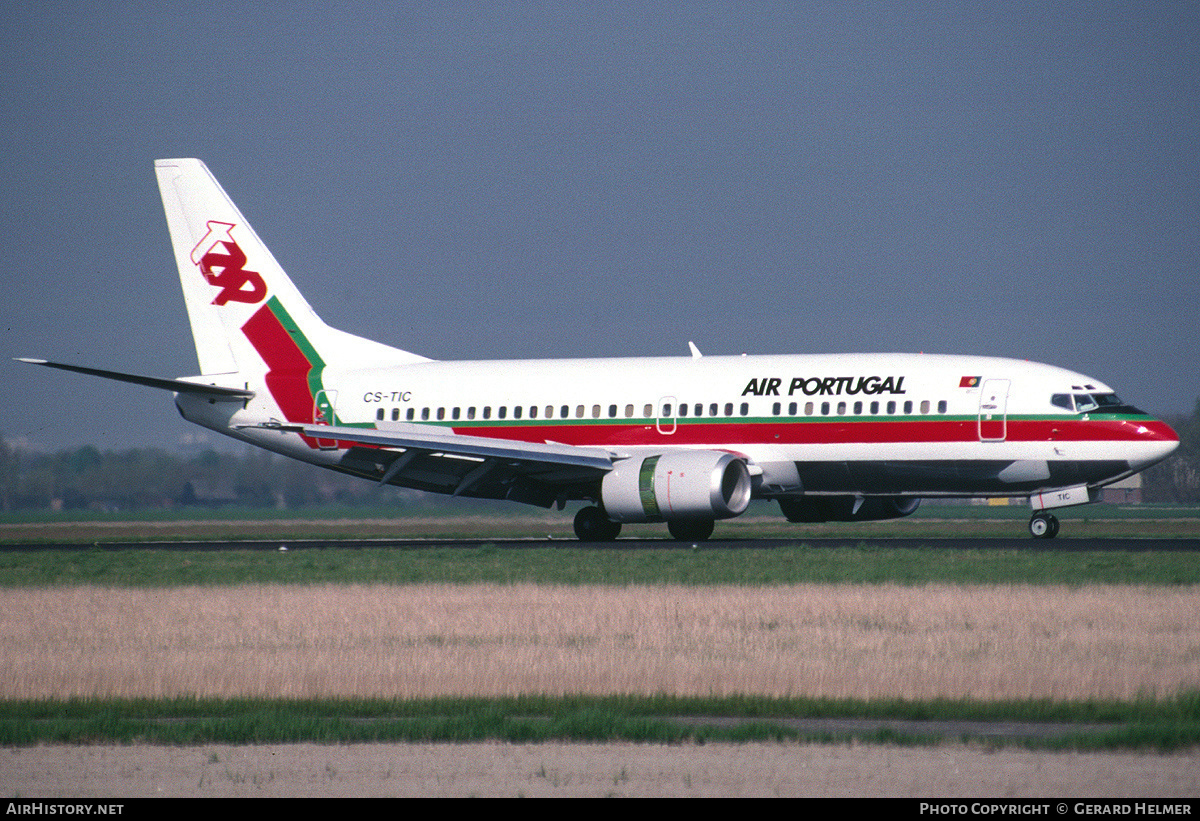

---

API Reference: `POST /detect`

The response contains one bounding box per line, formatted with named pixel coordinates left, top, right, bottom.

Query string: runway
left=4, top=537, right=1200, bottom=551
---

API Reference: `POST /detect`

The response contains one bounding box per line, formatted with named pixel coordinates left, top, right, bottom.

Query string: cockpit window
left=1065, top=392, right=1143, bottom=415
left=1051, top=394, right=1074, bottom=412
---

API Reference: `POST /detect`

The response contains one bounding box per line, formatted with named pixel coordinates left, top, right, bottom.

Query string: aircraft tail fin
left=154, top=158, right=427, bottom=377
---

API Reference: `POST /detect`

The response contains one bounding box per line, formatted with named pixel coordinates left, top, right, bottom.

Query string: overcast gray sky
left=4, top=1, right=1198, bottom=453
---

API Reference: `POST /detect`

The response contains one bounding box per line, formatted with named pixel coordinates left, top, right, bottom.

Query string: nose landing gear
left=1029, top=512, right=1060, bottom=539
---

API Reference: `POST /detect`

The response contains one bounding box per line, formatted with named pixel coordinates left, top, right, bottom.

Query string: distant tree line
left=2, top=400, right=1198, bottom=511
left=0, top=439, right=411, bottom=512
left=1141, top=400, right=1200, bottom=503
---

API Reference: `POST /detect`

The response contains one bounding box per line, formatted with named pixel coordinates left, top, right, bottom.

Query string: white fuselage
left=181, top=350, right=1179, bottom=501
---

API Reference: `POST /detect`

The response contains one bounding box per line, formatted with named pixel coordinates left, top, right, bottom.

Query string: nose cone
left=1131, top=419, right=1180, bottom=471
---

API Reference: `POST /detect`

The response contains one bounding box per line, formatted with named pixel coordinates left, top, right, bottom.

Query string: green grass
left=3, top=502, right=1200, bottom=542
left=2, top=543, right=1199, bottom=587
left=2, top=693, right=1197, bottom=750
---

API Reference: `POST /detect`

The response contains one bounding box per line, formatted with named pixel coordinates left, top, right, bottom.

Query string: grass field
left=4, top=582, right=1197, bottom=700
left=2, top=544, right=1199, bottom=587
left=2, top=581, right=1198, bottom=749
left=3, top=502, right=1200, bottom=542
left=2, top=505, right=1198, bottom=751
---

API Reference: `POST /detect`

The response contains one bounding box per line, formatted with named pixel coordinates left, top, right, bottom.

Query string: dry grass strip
left=2, top=583, right=1197, bottom=701
left=6, top=742, right=1200, bottom=798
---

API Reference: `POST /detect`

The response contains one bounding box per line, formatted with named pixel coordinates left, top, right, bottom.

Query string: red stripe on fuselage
left=442, top=417, right=1177, bottom=448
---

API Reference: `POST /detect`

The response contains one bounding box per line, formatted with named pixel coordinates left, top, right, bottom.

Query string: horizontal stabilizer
left=15, top=358, right=254, bottom=400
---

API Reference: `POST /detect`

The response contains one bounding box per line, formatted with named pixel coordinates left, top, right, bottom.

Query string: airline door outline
left=978, top=379, right=1010, bottom=442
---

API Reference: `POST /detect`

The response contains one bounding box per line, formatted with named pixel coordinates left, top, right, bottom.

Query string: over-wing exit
left=19, top=159, right=1180, bottom=540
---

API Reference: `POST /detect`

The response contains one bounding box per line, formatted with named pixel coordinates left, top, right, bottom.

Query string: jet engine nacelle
left=778, top=496, right=920, bottom=523
left=601, top=450, right=753, bottom=523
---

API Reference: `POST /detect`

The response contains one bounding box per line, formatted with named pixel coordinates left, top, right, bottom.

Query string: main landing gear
left=573, top=506, right=622, bottom=542
left=666, top=519, right=715, bottom=542
left=1028, top=512, right=1060, bottom=539
left=572, top=506, right=717, bottom=542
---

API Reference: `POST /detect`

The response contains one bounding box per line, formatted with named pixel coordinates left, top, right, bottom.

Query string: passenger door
left=313, top=389, right=339, bottom=449
left=977, top=379, right=1010, bottom=442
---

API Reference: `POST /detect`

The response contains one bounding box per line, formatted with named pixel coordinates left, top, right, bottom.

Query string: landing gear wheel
left=574, top=506, right=621, bottom=542
left=667, top=519, right=715, bottom=542
left=1029, top=512, right=1059, bottom=539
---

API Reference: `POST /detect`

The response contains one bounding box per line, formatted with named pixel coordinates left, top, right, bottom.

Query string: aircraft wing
left=256, top=422, right=622, bottom=504
left=289, top=423, right=619, bottom=470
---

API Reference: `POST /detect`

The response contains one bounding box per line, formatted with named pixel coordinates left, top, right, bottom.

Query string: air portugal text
left=742, top=375, right=907, bottom=397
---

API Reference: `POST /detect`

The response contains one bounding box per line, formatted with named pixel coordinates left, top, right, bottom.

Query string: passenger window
left=661, top=403, right=672, bottom=417
left=421, top=408, right=430, bottom=421
left=937, top=400, right=947, bottom=413
left=498, top=407, right=507, bottom=419
left=740, top=402, right=749, bottom=416
left=920, top=401, right=930, bottom=414
left=561, top=405, right=570, bottom=418
left=678, top=403, right=688, bottom=417
left=694, top=403, right=703, bottom=417
left=452, top=407, right=460, bottom=420
left=513, top=406, right=522, bottom=419
left=406, top=408, right=415, bottom=421
left=853, top=401, right=862, bottom=415
left=576, top=405, right=585, bottom=418
left=608, top=404, right=618, bottom=418
left=886, top=401, right=896, bottom=414
left=546, top=406, right=554, bottom=419
left=724, top=403, right=734, bottom=416
left=625, top=404, right=635, bottom=418
left=482, top=407, right=491, bottom=420
left=592, top=405, right=601, bottom=418
left=788, top=402, right=797, bottom=415
left=644, top=404, right=654, bottom=417
left=710, top=403, right=719, bottom=416
left=772, top=402, right=781, bottom=416
left=870, top=401, right=879, bottom=415
left=821, top=402, right=830, bottom=415
left=467, top=407, right=476, bottom=420
left=836, top=401, right=846, bottom=415
left=805, top=402, right=814, bottom=415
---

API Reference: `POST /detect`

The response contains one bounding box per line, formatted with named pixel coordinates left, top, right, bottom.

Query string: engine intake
left=778, top=496, right=920, bottom=523
left=601, top=451, right=752, bottom=523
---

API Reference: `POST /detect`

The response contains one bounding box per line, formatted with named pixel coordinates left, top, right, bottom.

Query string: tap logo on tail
left=190, top=221, right=267, bottom=305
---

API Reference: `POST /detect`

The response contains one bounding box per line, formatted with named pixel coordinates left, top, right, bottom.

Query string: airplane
left=19, top=158, right=1180, bottom=541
